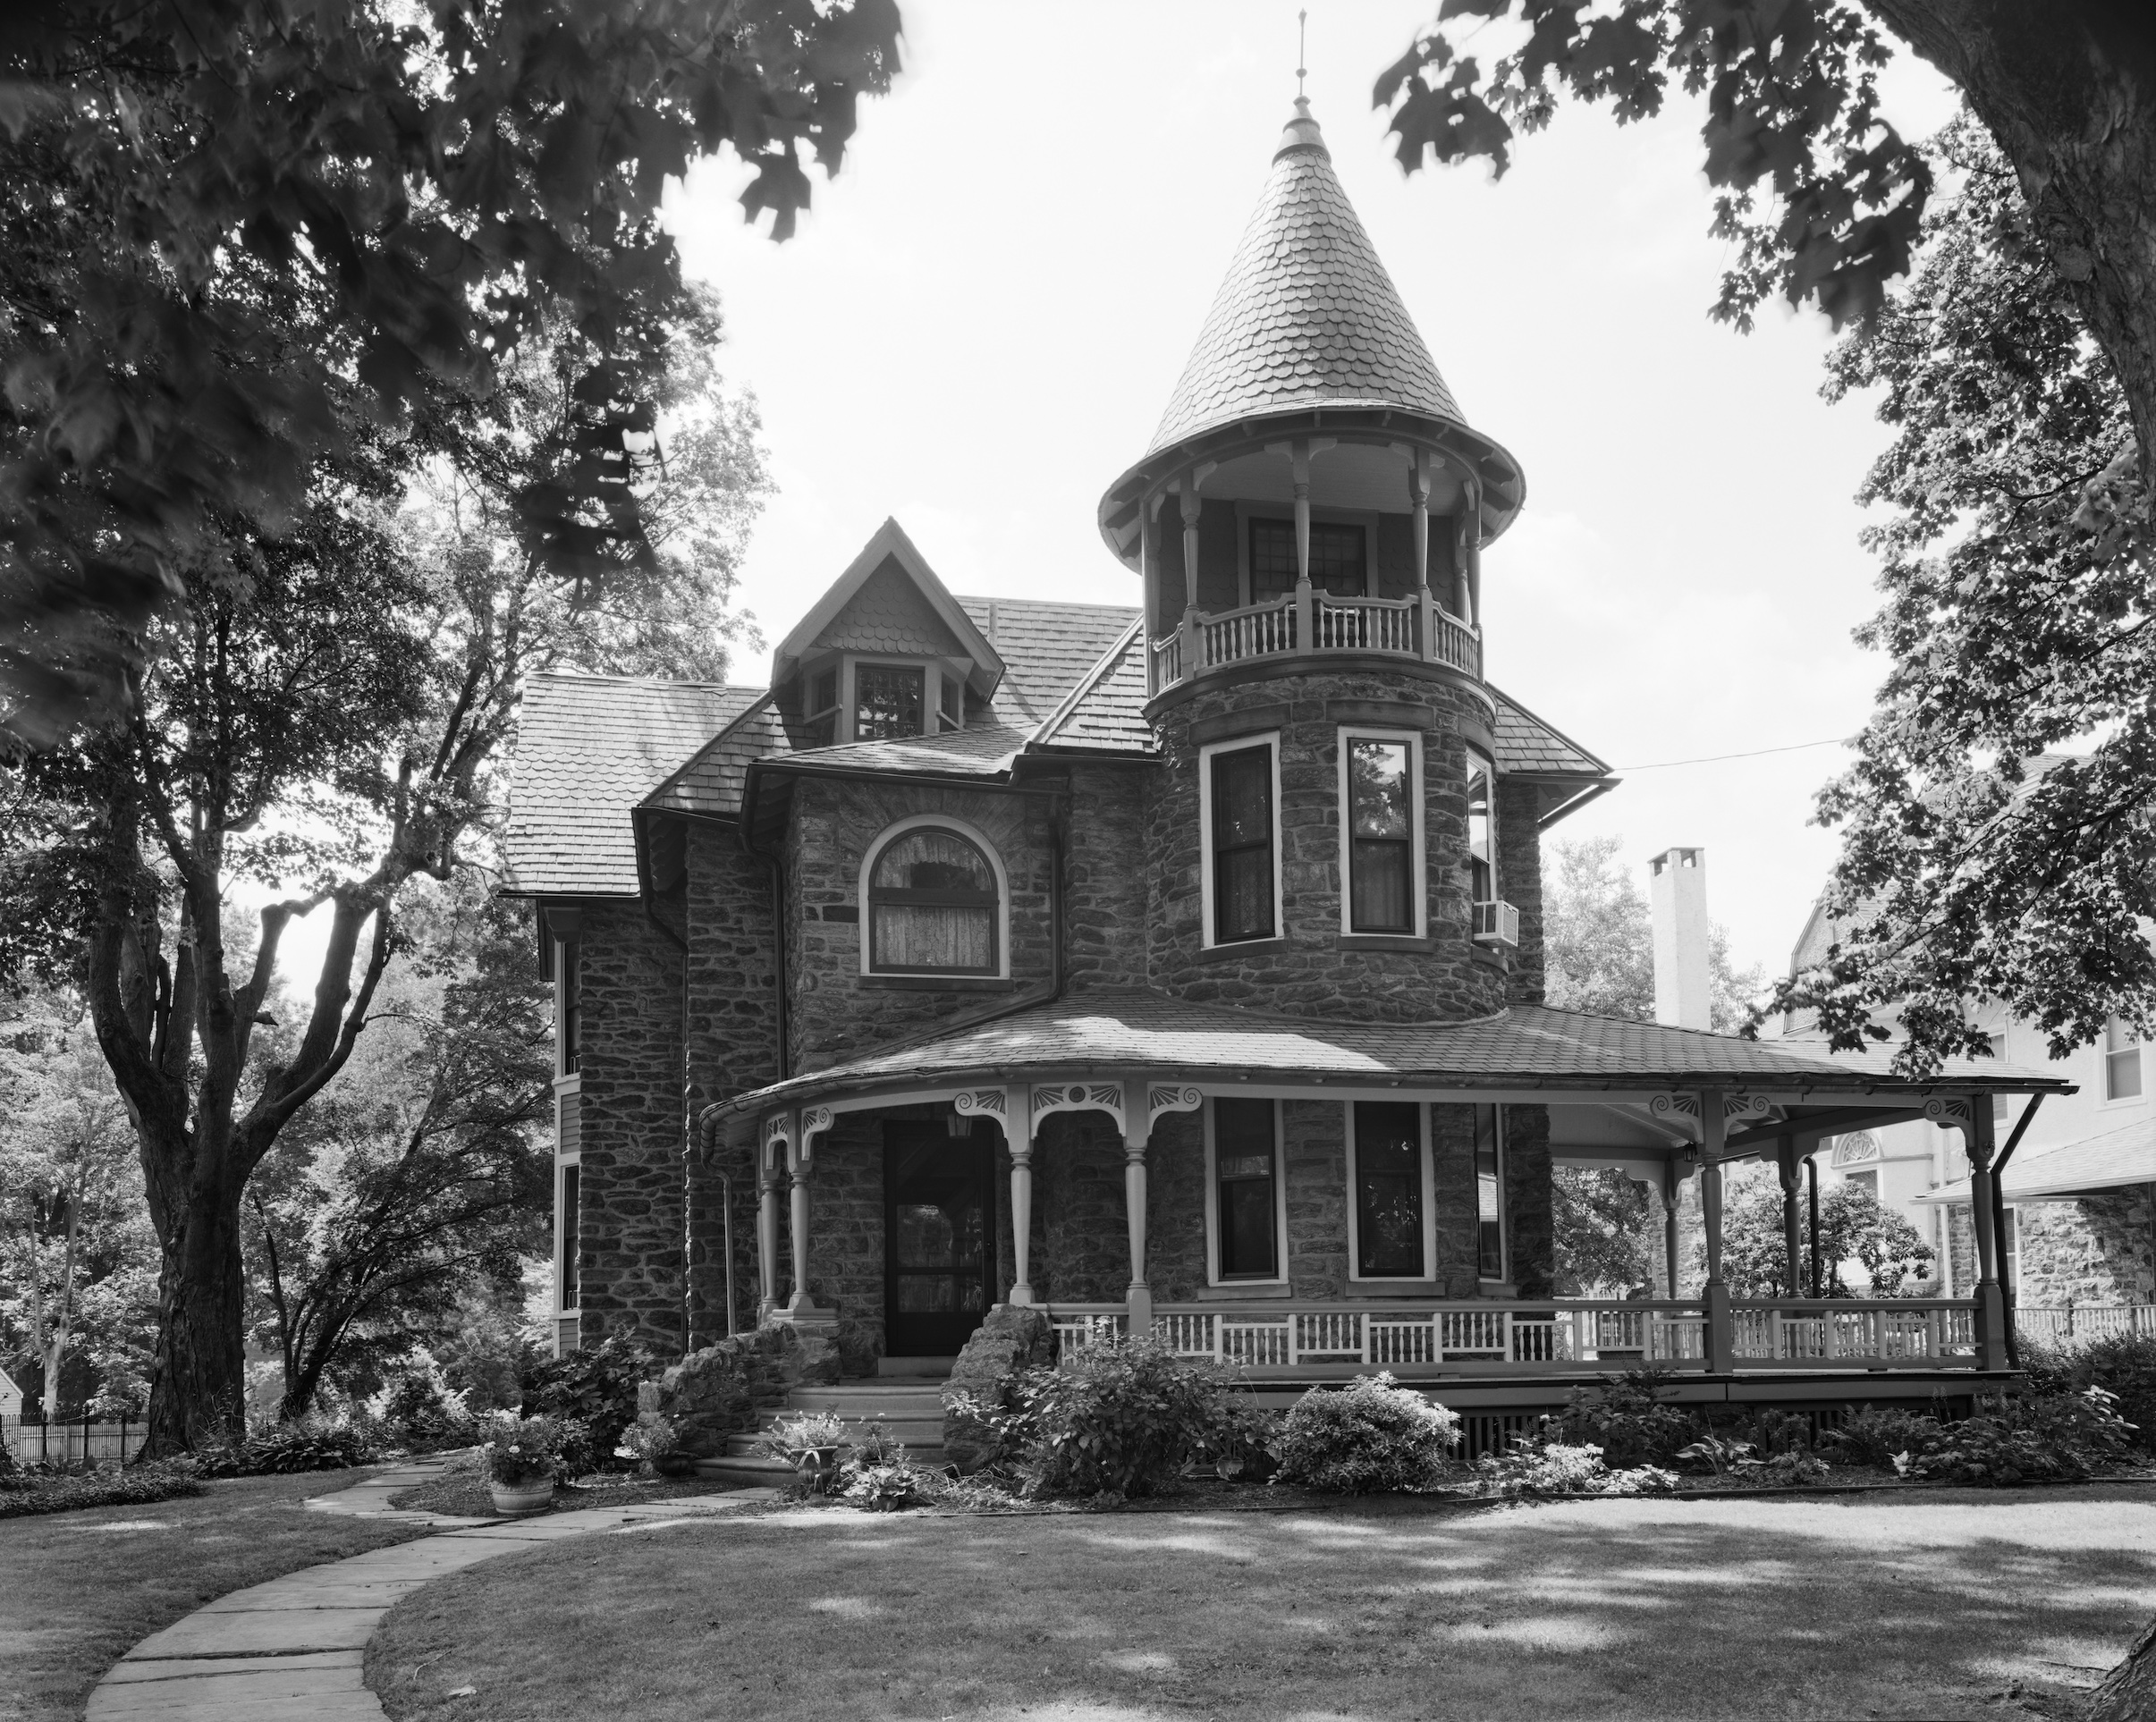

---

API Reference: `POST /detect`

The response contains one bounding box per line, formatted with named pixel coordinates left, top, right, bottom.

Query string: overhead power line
left=1612, top=737, right=1853, bottom=772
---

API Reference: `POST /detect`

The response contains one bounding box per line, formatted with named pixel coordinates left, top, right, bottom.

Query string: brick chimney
left=1650, top=847, right=1712, bottom=1031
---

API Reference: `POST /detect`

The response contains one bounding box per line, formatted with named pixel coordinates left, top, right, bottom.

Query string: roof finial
left=1297, top=9, right=1308, bottom=102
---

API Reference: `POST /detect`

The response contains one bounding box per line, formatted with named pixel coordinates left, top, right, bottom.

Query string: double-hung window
left=1474, top=1103, right=1507, bottom=1281
left=1249, top=518, right=1366, bottom=604
left=1351, top=1102, right=1428, bottom=1279
left=1988, top=1032, right=2009, bottom=1120
left=2106, top=1016, right=2143, bottom=1101
left=1466, top=748, right=1496, bottom=905
left=556, top=937, right=581, bottom=1076
left=556, top=1163, right=580, bottom=1312
left=1341, top=731, right=1419, bottom=933
left=1205, top=739, right=1278, bottom=945
left=1210, top=1100, right=1282, bottom=1282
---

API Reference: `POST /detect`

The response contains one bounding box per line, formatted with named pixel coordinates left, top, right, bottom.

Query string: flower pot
left=487, top=1478, right=556, bottom=1515
left=793, top=1447, right=844, bottom=1492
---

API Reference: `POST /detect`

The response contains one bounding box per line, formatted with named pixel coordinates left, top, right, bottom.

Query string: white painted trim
left=554, top=1157, right=581, bottom=1314
left=1344, top=1100, right=1438, bottom=1283
left=1232, top=501, right=1383, bottom=607
left=857, top=812, right=1011, bottom=980
left=1203, top=1099, right=1289, bottom=1287
left=842, top=654, right=938, bottom=744
left=1335, top=726, right=1426, bottom=938
left=1477, top=1102, right=1509, bottom=1283
left=1197, top=732, right=1284, bottom=950
left=1464, top=743, right=1498, bottom=900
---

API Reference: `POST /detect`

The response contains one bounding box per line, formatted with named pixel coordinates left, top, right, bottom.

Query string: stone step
left=878, top=1355, right=955, bottom=1379
left=789, top=1386, right=944, bottom=1418
left=694, top=1452, right=793, bottom=1488
left=727, top=1418, right=945, bottom=1456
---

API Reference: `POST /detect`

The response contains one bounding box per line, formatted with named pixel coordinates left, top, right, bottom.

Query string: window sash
left=2108, top=1045, right=2143, bottom=1101
left=1249, top=518, right=1367, bottom=602
left=1209, top=746, right=1275, bottom=943
left=867, top=826, right=1002, bottom=975
left=1213, top=1100, right=1280, bottom=1280
left=855, top=664, right=926, bottom=739
left=1475, top=1102, right=1506, bottom=1281
left=558, top=939, right=580, bottom=1076
left=1466, top=753, right=1495, bottom=903
left=1353, top=1102, right=1425, bottom=1279
left=557, top=1164, right=580, bottom=1310
left=1346, top=735, right=1416, bottom=933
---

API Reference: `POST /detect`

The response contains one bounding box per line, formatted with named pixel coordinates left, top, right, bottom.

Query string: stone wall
left=1036, top=1114, right=1129, bottom=1303
left=572, top=899, right=688, bottom=1356
left=2015, top=1193, right=2156, bottom=1306
left=1504, top=1104, right=1555, bottom=1296
left=1062, top=764, right=1150, bottom=992
left=1145, top=664, right=1509, bottom=1024
left=1282, top=1100, right=1349, bottom=1296
left=1497, top=780, right=1545, bottom=1005
left=782, top=777, right=1056, bottom=1074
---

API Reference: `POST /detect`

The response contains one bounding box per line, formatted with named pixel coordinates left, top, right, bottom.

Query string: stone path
left=87, top=1459, right=777, bottom=1719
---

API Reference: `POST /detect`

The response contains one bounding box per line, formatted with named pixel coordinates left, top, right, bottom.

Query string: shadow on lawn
left=370, top=1487, right=2156, bottom=1722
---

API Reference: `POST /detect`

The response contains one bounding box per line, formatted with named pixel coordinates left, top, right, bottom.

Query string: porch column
left=1775, top=1136, right=1804, bottom=1297
left=1698, top=1091, right=1734, bottom=1373
left=1463, top=476, right=1484, bottom=635
left=1290, top=439, right=1314, bottom=647
left=1408, top=449, right=1434, bottom=661
left=757, top=1143, right=783, bottom=1320
left=1140, top=505, right=1161, bottom=698
left=1660, top=1161, right=1685, bottom=1299
left=1007, top=1084, right=1036, bottom=1306
left=787, top=1142, right=812, bottom=1308
left=1178, top=483, right=1203, bottom=673
left=1966, top=1101, right=2009, bottom=1371
left=1121, top=1076, right=1152, bottom=1337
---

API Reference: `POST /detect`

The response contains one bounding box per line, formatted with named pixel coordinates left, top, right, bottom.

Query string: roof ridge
left=955, top=595, right=1143, bottom=617
left=526, top=669, right=759, bottom=693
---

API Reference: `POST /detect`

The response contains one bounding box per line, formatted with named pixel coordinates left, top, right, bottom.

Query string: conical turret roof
left=1147, top=100, right=1465, bottom=454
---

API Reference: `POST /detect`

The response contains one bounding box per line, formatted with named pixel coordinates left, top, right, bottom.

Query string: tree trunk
left=140, top=1188, right=249, bottom=1456
left=1868, top=0, right=2156, bottom=479
left=2088, top=1612, right=2156, bottom=1722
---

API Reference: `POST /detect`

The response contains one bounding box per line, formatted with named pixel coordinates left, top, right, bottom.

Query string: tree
left=243, top=881, right=551, bottom=1422
left=1551, top=1168, right=1655, bottom=1296
left=0, top=988, right=157, bottom=1417
left=1715, top=1176, right=1933, bottom=1297
left=1765, top=123, right=2154, bottom=1070
left=1544, top=835, right=1763, bottom=1029
left=0, top=300, right=766, bottom=1456
left=0, top=0, right=897, bottom=744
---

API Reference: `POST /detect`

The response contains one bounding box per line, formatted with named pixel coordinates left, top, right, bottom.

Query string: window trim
left=554, top=1158, right=581, bottom=1314
left=846, top=655, right=931, bottom=744
left=1465, top=745, right=1498, bottom=907
left=1204, top=1099, right=1289, bottom=1287
left=554, top=934, right=581, bottom=1077
left=1336, top=727, right=1425, bottom=938
left=1197, top=734, right=1284, bottom=949
left=858, top=814, right=1010, bottom=979
left=1344, top=1101, right=1438, bottom=1284
left=1474, top=1102, right=1508, bottom=1285
left=2104, top=1015, right=2143, bottom=1105
left=1233, top=502, right=1382, bottom=607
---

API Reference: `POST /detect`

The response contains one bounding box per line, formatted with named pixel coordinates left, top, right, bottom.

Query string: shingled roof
left=721, top=990, right=2069, bottom=1118
left=504, top=673, right=760, bottom=896
left=959, top=596, right=1140, bottom=728
left=1149, top=102, right=1464, bottom=455
left=1491, top=688, right=1611, bottom=777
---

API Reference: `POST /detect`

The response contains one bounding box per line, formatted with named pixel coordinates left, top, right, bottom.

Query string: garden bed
left=386, top=1449, right=738, bottom=1518
left=0, top=1460, right=206, bottom=1520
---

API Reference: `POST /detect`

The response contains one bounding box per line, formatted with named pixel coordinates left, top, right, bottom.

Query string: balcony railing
left=1047, top=1297, right=1980, bottom=1372
left=1151, top=592, right=1482, bottom=693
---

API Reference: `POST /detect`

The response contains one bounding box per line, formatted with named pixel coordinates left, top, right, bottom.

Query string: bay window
left=1341, top=731, right=1419, bottom=934
left=1204, top=739, right=1279, bottom=945
left=1466, top=747, right=1496, bottom=905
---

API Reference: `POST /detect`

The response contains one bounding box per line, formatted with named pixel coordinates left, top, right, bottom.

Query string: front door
left=884, top=1123, right=994, bottom=1358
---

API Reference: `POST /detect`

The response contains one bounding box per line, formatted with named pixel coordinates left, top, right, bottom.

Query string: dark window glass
left=558, top=1164, right=580, bottom=1309
left=810, top=667, right=838, bottom=714
left=1214, top=1100, right=1279, bottom=1279
left=1209, top=745, right=1275, bottom=943
left=1250, top=519, right=1366, bottom=603
left=855, top=663, right=926, bottom=740
left=1467, top=752, right=1495, bottom=904
left=939, top=673, right=961, bottom=730
left=869, top=827, right=999, bottom=973
left=1475, top=1103, right=1505, bottom=1280
left=1348, top=737, right=1414, bottom=932
left=1355, top=1102, right=1425, bottom=1277
left=558, top=939, right=580, bottom=1076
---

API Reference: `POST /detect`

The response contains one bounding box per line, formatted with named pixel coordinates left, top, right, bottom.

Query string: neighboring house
left=503, top=99, right=2054, bottom=1395
left=1788, top=893, right=2155, bottom=1313
left=0, top=1364, right=19, bottom=1421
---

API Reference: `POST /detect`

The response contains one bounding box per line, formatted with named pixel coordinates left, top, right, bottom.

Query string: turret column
left=1409, top=448, right=1434, bottom=660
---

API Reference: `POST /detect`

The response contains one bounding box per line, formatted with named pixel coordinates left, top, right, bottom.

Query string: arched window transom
left=867, top=826, right=1001, bottom=975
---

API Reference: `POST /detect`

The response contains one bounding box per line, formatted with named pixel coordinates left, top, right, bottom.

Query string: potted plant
left=482, top=1414, right=565, bottom=1515
left=755, top=1410, right=852, bottom=1494
left=614, top=1413, right=694, bottom=1478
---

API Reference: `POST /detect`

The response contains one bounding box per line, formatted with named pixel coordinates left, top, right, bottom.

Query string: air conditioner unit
left=1473, top=899, right=1520, bottom=949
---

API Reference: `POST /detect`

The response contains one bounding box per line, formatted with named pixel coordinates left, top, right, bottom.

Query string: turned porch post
left=1007, top=1084, right=1036, bottom=1306
left=1660, top=1161, right=1685, bottom=1299
left=1140, top=505, right=1161, bottom=698
left=1178, top=483, right=1204, bottom=671
left=1409, top=449, right=1434, bottom=661
left=1121, top=1077, right=1152, bottom=1336
left=1463, top=476, right=1484, bottom=634
left=1966, top=1102, right=2010, bottom=1371
left=757, top=1141, right=783, bottom=1320
left=1291, top=439, right=1315, bottom=647
left=787, top=1139, right=813, bottom=1309
left=1775, top=1135, right=1804, bottom=1297
left=1699, top=1091, right=1734, bottom=1372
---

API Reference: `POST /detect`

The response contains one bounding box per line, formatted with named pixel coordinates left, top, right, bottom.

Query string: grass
left=368, top=1484, right=2156, bottom=1721
left=0, top=1466, right=431, bottom=1722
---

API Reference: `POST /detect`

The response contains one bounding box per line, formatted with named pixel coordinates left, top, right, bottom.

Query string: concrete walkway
left=87, top=1460, right=776, bottom=1719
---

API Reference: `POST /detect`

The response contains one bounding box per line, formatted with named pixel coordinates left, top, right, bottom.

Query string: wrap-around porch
left=716, top=992, right=2063, bottom=1382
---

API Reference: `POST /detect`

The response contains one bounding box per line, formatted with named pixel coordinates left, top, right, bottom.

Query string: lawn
left=0, top=1467, right=433, bottom=1722
left=368, top=1485, right=2156, bottom=1721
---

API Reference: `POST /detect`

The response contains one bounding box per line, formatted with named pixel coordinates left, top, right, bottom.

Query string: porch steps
left=691, top=1380, right=951, bottom=1488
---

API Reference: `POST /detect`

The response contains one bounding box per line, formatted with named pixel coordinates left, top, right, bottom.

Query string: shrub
left=1550, top=1368, right=1702, bottom=1468
left=0, top=1458, right=206, bottom=1519
left=1824, top=1405, right=1942, bottom=1471
left=2030, top=1332, right=2156, bottom=1454
left=1908, top=1385, right=2135, bottom=1486
left=841, top=1459, right=943, bottom=1512
left=982, top=1337, right=1251, bottom=1500
left=520, top=1335, right=648, bottom=1473
left=613, top=1414, right=681, bottom=1472
left=481, top=1414, right=571, bottom=1487
left=196, top=1414, right=386, bottom=1477
left=1270, top=1373, right=1460, bottom=1494
left=1476, top=1439, right=1678, bottom=1498
left=375, top=1358, right=479, bottom=1450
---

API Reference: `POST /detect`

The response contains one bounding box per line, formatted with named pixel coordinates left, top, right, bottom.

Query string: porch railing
left=2016, top=1304, right=2156, bottom=1346
left=1047, top=1297, right=1981, bottom=1372
left=1150, top=594, right=1482, bottom=692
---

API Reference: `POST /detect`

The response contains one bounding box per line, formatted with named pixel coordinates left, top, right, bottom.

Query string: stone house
left=503, top=100, right=2059, bottom=1409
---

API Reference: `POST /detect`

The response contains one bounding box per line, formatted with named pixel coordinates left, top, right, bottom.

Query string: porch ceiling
left=715, top=988, right=2066, bottom=1140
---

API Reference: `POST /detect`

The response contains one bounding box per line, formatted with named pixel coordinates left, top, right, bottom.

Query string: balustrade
left=1152, top=594, right=1481, bottom=691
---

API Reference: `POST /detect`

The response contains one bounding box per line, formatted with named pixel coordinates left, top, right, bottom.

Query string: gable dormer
left=773, top=519, right=1005, bottom=747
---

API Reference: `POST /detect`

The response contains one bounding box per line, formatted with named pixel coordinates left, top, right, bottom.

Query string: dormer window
left=855, top=663, right=925, bottom=740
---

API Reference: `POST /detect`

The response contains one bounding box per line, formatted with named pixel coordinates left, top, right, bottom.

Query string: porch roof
left=1915, top=1115, right=2156, bottom=1204
left=720, top=989, right=2067, bottom=1123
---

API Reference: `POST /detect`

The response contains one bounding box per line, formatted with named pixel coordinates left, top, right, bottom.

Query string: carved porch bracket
left=1146, top=1084, right=1205, bottom=1135
left=1031, top=1082, right=1127, bottom=1137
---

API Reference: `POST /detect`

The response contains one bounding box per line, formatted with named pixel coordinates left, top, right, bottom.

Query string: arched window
left=867, top=825, right=1002, bottom=975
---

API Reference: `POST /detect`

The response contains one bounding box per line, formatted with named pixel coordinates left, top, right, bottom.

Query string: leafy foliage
left=1715, top=1175, right=1932, bottom=1296
left=1903, top=1386, right=2136, bottom=1486
left=1550, top=1368, right=1703, bottom=1468
left=1269, top=1372, right=1460, bottom=1494
left=1475, top=1439, right=1678, bottom=1498
left=0, top=1456, right=205, bottom=1518
left=481, top=1414, right=572, bottom=1488
left=2027, top=1333, right=2156, bottom=1456
left=197, top=1415, right=386, bottom=1478
left=1771, top=122, right=2155, bottom=1071
left=0, top=0, right=895, bottom=739
left=1823, top=1403, right=1940, bottom=1469
left=521, top=1336, right=650, bottom=1474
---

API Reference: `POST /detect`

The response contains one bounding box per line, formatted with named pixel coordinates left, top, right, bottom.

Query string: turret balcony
left=1150, top=590, right=1481, bottom=693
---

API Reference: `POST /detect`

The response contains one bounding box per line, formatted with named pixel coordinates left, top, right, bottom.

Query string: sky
left=653, top=0, right=1964, bottom=985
